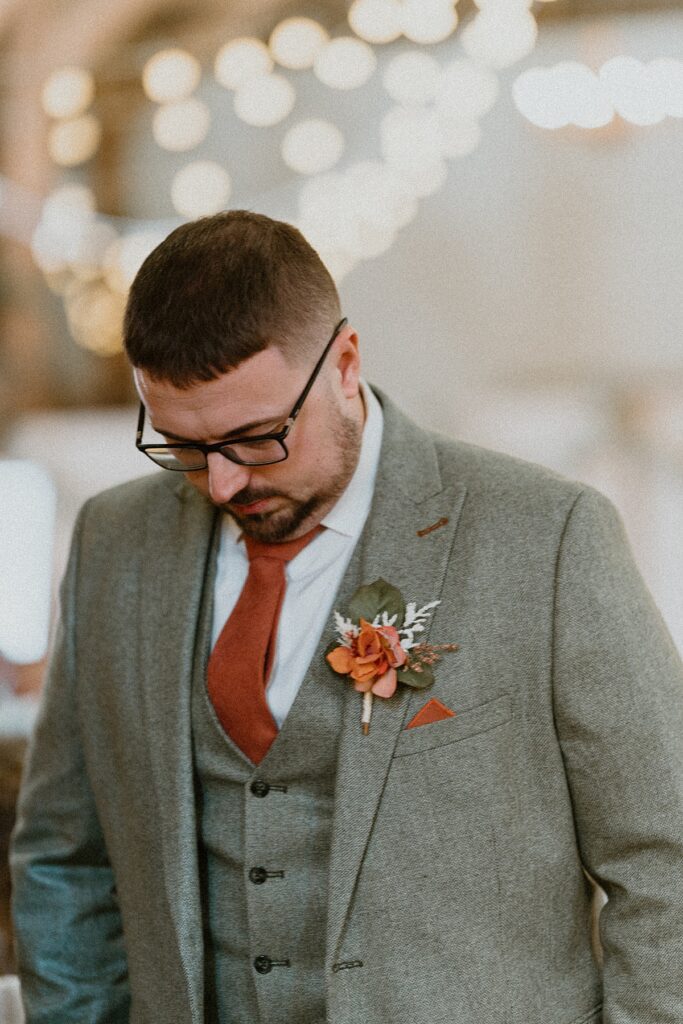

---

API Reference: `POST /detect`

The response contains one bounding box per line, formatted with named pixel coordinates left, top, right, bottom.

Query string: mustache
left=229, top=488, right=284, bottom=505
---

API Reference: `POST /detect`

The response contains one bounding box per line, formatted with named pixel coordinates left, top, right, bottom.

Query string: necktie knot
left=244, top=523, right=323, bottom=564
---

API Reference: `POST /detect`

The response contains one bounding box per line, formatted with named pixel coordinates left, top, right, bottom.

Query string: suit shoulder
left=80, top=472, right=185, bottom=527
left=427, top=430, right=600, bottom=514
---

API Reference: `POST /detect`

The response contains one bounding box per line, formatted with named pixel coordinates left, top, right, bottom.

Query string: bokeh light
left=282, top=119, right=345, bottom=175
left=214, top=38, right=273, bottom=90
left=171, top=160, right=232, bottom=216
left=382, top=51, right=442, bottom=106
left=313, top=37, right=377, bottom=90
left=399, top=0, right=458, bottom=46
left=142, top=49, right=201, bottom=103
left=48, top=114, right=102, bottom=166
left=348, top=0, right=403, bottom=44
left=233, top=73, right=296, bottom=127
left=269, top=17, right=329, bottom=70
left=152, top=98, right=211, bottom=151
left=42, top=66, right=95, bottom=119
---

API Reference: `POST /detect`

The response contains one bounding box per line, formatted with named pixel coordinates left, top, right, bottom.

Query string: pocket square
left=405, top=697, right=456, bottom=730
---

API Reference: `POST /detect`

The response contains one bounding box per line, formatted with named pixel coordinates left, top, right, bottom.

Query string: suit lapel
left=138, top=478, right=219, bottom=1023
left=325, top=388, right=468, bottom=970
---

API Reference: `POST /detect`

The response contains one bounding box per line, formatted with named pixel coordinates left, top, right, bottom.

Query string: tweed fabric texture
left=10, top=384, right=683, bottom=1024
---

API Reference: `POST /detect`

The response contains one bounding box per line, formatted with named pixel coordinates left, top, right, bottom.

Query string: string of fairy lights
left=1, top=0, right=682, bottom=357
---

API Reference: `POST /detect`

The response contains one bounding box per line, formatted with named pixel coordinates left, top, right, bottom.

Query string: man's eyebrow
left=152, top=416, right=283, bottom=442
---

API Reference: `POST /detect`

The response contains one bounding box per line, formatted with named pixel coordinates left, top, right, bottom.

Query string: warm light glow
left=435, top=58, right=500, bottom=121
left=171, top=161, right=232, bottom=217
left=282, top=119, right=344, bottom=175
left=102, top=229, right=168, bottom=292
left=269, top=17, right=329, bottom=70
left=233, top=73, right=296, bottom=127
left=600, top=56, right=666, bottom=127
left=399, top=0, right=458, bottom=46
left=342, top=160, right=418, bottom=230
left=66, top=282, right=127, bottom=356
left=48, top=114, right=102, bottom=166
left=152, top=98, right=211, bottom=151
left=396, top=157, right=448, bottom=198
left=382, top=51, right=441, bottom=106
left=0, top=461, right=56, bottom=664
left=313, top=37, right=377, bottom=90
left=42, top=66, right=95, bottom=119
left=513, top=62, right=614, bottom=130
left=43, top=184, right=96, bottom=218
left=142, top=49, right=201, bottom=103
left=437, top=117, right=482, bottom=158
left=348, top=0, right=402, bottom=44
left=648, top=57, right=683, bottom=118
left=461, top=10, right=537, bottom=69
left=381, top=106, right=442, bottom=170
left=214, top=38, right=273, bottom=90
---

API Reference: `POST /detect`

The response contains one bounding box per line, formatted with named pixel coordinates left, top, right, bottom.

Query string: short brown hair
left=123, top=210, right=341, bottom=387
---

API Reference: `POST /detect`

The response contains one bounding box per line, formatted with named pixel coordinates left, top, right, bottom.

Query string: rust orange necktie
left=207, top=523, right=322, bottom=764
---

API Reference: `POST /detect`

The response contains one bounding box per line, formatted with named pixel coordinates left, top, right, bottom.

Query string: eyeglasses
left=135, top=317, right=348, bottom=471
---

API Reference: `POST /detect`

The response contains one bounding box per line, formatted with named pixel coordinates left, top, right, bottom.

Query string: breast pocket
left=392, top=691, right=512, bottom=757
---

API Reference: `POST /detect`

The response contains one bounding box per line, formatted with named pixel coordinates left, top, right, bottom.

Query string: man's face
left=134, top=327, right=365, bottom=543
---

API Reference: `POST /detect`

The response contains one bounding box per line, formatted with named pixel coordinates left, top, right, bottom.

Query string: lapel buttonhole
left=416, top=516, right=449, bottom=537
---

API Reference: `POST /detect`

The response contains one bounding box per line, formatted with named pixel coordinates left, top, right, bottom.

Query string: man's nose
left=205, top=452, right=251, bottom=504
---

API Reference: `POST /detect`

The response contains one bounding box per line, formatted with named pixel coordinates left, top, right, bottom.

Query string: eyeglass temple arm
left=136, top=402, right=146, bottom=444
left=286, top=317, right=348, bottom=426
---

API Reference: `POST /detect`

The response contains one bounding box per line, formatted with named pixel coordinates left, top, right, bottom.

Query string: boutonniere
left=326, top=579, right=459, bottom=734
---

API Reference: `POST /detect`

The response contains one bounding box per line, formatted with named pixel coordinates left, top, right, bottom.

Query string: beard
left=224, top=406, right=363, bottom=543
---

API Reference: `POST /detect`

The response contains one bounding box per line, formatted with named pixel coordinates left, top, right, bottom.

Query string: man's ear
left=336, top=328, right=361, bottom=398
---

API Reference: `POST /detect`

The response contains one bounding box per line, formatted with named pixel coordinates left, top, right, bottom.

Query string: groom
left=11, top=210, right=683, bottom=1024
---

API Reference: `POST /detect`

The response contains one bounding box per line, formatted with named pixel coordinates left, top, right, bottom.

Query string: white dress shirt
left=211, top=378, right=384, bottom=728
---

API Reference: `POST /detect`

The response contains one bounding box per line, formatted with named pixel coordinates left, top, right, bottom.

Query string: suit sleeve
left=10, top=502, right=131, bottom=1024
left=551, top=486, right=683, bottom=1022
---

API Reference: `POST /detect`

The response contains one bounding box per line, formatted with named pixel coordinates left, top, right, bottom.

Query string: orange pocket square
left=405, top=697, right=456, bottom=730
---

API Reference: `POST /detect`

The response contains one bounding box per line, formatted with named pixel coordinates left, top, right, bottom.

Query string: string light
left=313, top=37, right=377, bottom=90
left=348, top=0, right=403, bottom=44
left=269, top=17, right=328, bottom=70
left=48, top=114, right=102, bottom=166
left=382, top=51, right=442, bottom=106
left=171, top=160, right=232, bottom=217
left=42, top=66, right=95, bottom=119
left=435, top=58, right=500, bottom=121
left=461, top=10, right=537, bottom=69
left=282, top=119, right=345, bottom=175
left=233, top=73, right=296, bottom=127
left=142, top=49, right=201, bottom=103
left=214, top=38, right=273, bottom=89
left=399, top=0, right=459, bottom=46
left=152, top=98, right=211, bottom=151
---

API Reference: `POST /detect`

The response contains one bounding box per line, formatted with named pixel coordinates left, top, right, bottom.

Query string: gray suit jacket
left=10, top=385, right=683, bottom=1024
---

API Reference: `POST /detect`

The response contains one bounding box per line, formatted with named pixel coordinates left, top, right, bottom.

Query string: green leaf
left=397, top=664, right=435, bottom=690
left=347, top=578, right=405, bottom=625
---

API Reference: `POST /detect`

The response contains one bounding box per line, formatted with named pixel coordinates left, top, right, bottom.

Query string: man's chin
left=227, top=496, right=320, bottom=543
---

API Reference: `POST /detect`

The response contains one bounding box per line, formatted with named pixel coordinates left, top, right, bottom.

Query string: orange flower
left=326, top=618, right=406, bottom=698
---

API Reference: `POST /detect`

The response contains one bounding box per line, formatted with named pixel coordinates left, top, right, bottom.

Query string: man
left=10, top=210, right=683, bottom=1024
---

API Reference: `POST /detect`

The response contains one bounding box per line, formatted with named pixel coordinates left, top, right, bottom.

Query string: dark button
left=249, top=866, right=268, bottom=884
left=250, top=779, right=270, bottom=797
left=254, top=955, right=272, bottom=974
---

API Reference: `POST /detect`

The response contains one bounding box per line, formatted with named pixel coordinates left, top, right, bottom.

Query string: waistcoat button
left=250, top=779, right=270, bottom=797
left=254, top=955, right=272, bottom=974
left=249, top=866, right=268, bottom=884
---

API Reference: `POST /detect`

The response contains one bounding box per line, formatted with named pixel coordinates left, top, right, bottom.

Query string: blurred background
left=0, top=0, right=681, bottom=984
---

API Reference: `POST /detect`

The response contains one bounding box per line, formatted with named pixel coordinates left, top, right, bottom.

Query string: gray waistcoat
left=191, top=535, right=348, bottom=1024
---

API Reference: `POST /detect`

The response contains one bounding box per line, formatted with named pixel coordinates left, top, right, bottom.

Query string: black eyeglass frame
left=135, top=317, right=348, bottom=470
